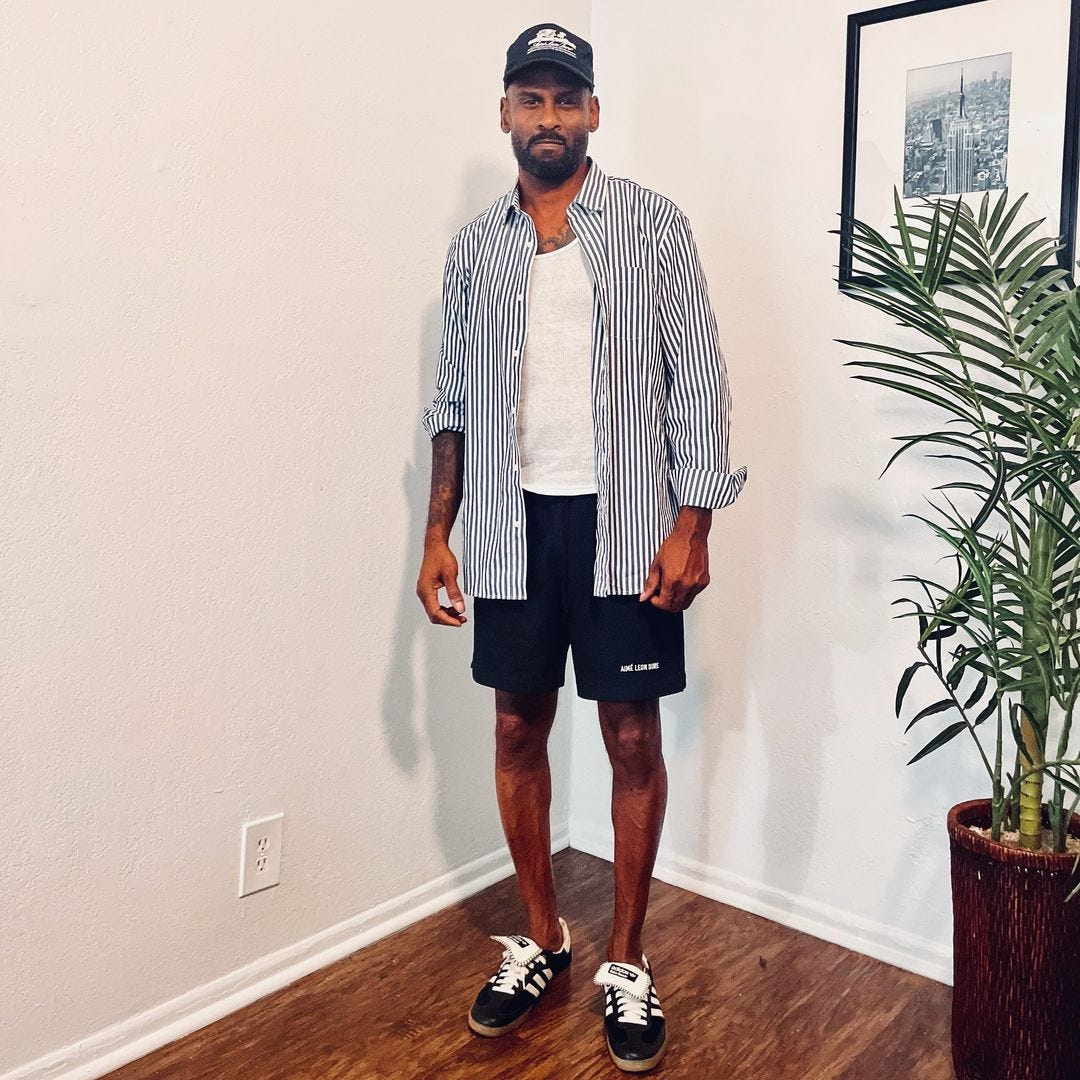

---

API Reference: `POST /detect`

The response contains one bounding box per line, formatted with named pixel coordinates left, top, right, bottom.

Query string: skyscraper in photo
left=945, top=68, right=976, bottom=194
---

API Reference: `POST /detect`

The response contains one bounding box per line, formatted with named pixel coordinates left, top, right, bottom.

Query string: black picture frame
left=837, top=0, right=1080, bottom=290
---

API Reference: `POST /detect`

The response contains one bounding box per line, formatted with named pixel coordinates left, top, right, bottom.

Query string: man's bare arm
left=425, top=430, right=465, bottom=542
left=417, top=430, right=468, bottom=626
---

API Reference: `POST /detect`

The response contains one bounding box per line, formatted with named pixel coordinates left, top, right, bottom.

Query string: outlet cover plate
left=239, top=813, right=284, bottom=897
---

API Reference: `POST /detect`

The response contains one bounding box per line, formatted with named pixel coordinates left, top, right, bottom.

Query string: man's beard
left=511, top=129, right=589, bottom=182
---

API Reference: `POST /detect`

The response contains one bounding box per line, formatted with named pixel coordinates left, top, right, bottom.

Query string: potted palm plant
left=834, top=188, right=1080, bottom=1080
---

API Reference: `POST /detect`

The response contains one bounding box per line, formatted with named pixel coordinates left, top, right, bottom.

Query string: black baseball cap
left=503, top=23, right=594, bottom=91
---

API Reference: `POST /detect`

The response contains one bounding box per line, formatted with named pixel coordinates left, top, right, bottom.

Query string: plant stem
left=992, top=700, right=1005, bottom=841
left=1052, top=685, right=1079, bottom=851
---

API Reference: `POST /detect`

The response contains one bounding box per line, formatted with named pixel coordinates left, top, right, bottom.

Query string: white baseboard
left=5, top=825, right=570, bottom=1080
left=568, top=819, right=952, bottom=986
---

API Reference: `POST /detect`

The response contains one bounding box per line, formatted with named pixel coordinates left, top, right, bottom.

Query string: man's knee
left=599, top=701, right=663, bottom=780
left=494, top=690, right=557, bottom=764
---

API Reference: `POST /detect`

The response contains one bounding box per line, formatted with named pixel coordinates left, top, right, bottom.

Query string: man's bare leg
left=597, top=697, right=668, bottom=964
left=494, top=687, right=564, bottom=951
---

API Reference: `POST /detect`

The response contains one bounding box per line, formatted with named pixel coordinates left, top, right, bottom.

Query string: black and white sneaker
left=467, top=916, right=572, bottom=1037
left=593, top=954, right=667, bottom=1072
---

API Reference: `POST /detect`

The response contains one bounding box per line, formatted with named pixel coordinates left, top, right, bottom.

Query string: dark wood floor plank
left=108, top=848, right=953, bottom=1079
left=832, top=981, right=954, bottom=1080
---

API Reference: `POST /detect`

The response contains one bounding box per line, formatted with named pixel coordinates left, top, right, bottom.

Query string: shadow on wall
left=376, top=159, right=517, bottom=935
left=638, top=192, right=816, bottom=907
left=686, top=290, right=813, bottom=892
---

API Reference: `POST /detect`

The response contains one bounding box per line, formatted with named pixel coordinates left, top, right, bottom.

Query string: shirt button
left=513, top=520, right=521, bottom=529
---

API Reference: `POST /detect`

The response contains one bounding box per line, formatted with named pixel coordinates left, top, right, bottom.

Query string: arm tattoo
left=537, top=221, right=576, bottom=254
left=426, top=430, right=465, bottom=540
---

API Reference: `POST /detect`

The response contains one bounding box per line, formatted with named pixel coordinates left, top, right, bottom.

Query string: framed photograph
left=838, top=0, right=1080, bottom=289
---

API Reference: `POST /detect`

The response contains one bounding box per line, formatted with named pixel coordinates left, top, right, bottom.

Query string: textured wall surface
left=2, top=2, right=586, bottom=1069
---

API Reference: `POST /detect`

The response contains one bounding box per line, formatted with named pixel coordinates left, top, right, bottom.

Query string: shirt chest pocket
left=607, top=266, right=656, bottom=341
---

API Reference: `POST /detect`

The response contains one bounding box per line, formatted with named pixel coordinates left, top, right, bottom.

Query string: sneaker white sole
left=607, top=1034, right=668, bottom=1073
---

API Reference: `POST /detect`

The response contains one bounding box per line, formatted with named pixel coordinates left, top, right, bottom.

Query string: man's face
left=500, top=63, right=599, bottom=183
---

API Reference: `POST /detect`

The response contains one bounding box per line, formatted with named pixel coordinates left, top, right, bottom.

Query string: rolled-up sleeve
left=657, top=210, right=748, bottom=509
left=421, top=232, right=469, bottom=439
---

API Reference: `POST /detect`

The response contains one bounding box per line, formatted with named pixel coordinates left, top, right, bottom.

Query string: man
left=416, top=22, right=746, bottom=1074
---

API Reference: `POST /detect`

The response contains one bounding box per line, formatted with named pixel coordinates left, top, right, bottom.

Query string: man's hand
left=417, top=539, right=468, bottom=627
left=419, top=429, right=466, bottom=627
left=639, top=507, right=713, bottom=612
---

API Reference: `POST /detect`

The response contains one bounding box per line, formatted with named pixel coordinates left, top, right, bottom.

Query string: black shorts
left=471, top=490, right=686, bottom=701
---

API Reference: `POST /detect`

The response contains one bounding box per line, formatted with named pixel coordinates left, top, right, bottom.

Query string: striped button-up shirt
left=421, top=157, right=747, bottom=600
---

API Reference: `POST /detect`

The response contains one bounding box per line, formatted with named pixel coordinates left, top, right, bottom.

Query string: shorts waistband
left=522, top=488, right=598, bottom=503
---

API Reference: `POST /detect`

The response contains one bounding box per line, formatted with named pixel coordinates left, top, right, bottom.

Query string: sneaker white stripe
left=524, top=983, right=541, bottom=998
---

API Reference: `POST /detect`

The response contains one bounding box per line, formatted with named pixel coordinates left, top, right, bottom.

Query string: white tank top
left=515, top=237, right=597, bottom=495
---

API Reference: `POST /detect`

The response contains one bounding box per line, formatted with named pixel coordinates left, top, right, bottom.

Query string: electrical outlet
left=239, top=813, right=284, bottom=897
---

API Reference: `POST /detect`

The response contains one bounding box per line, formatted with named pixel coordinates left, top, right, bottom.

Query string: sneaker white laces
left=612, top=985, right=649, bottom=1026
left=491, top=950, right=531, bottom=995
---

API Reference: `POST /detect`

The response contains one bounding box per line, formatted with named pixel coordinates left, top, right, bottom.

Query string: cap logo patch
left=527, top=27, right=578, bottom=57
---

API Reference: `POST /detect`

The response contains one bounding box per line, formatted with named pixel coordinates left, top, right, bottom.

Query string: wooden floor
left=109, top=848, right=955, bottom=1079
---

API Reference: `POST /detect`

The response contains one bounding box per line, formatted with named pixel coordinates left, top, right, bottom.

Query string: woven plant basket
left=948, top=799, right=1080, bottom=1080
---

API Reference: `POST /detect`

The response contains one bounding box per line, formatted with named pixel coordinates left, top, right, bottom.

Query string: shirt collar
left=503, top=156, right=606, bottom=223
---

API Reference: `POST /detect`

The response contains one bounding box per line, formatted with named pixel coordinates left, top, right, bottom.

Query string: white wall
left=569, top=0, right=989, bottom=985
left=1, top=2, right=587, bottom=1074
